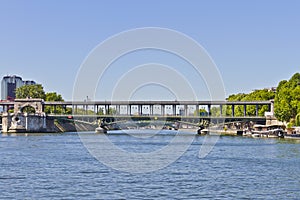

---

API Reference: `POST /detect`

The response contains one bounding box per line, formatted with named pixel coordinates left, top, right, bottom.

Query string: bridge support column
left=128, top=105, right=131, bottom=115
left=105, top=105, right=109, bottom=115
left=256, top=105, right=259, bottom=116
left=150, top=105, right=153, bottom=115
left=173, top=105, right=176, bottom=116
left=116, top=105, right=120, bottom=115
left=84, top=105, right=87, bottom=115
left=96, top=105, right=99, bottom=114
left=244, top=105, right=247, bottom=117
left=161, top=105, right=165, bottom=116
left=138, top=105, right=142, bottom=115
left=184, top=105, right=188, bottom=116
left=232, top=105, right=235, bottom=117
left=208, top=105, right=211, bottom=116
left=196, top=105, right=199, bottom=116
left=220, top=105, right=223, bottom=116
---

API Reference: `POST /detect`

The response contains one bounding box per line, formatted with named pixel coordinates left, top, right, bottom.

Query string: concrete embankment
left=53, top=119, right=97, bottom=133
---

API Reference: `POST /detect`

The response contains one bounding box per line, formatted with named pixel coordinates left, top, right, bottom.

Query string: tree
left=15, top=84, right=46, bottom=99
left=210, top=107, right=220, bottom=117
left=295, top=113, right=300, bottom=126
left=44, top=92, right=67, bottom=114
left=97, top=107, right=104, bottom=115
left=194, top=108, right=208, bottom=116
left=108, top=108, right=117, bottom=115
left=274, top=73, right=300, bottom=123
left=210, top=106, right=228, bottom=117
left=21, top=106, right=36, bottom=114
left=45, top=92, right=64, bottom=101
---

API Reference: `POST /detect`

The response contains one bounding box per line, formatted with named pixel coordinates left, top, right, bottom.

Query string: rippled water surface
left=1, top=131, right=300, bottom=199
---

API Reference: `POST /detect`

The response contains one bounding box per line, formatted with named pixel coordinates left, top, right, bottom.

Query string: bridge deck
left=47, top=114, right=266, bottom=120
left=43, top=100, right=272, bottom=106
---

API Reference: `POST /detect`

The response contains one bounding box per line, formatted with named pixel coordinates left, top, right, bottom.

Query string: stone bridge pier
left=2, top=99, right=53, bottom=133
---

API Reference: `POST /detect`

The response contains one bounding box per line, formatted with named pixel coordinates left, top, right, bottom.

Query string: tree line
left=225, top=72, right=300, bottom=126
left=225, top=89, right=275, bottom=117
left=274, top=73, right=300, bottom=126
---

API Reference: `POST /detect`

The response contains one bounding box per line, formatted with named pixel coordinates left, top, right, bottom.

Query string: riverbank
left=54, top=118, right=97, bottom=132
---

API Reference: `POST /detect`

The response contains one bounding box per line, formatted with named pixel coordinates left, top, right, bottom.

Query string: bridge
left=0, top=99, right=273, bottom=116
left=0, top=99, right=273, bottom=121
left=0, top=99, right=274, bottom=132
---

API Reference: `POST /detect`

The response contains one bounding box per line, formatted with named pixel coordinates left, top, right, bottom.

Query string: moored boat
left=251, top=124, right=286, bottom=138
left=251, top=133, right=261, bottom=138
left=95, top=127, right=107, bottom=134
left=284, top=134, right=300, bottom=140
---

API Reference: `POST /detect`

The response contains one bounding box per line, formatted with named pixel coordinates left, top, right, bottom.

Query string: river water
left=1, top=130, right=300, bottom=199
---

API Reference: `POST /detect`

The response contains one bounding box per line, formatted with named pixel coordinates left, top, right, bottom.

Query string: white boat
left=95, top=127, right=107, bottom=134
left=201, top=128, right=209, bottom=135
left=251, top=133, right=261, bottom=138
left=251, top=124, right=285, bottom=138
left=284, top=134, right=300, bottom=140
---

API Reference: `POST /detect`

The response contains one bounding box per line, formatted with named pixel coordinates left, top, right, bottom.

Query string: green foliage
left=287, top=122, right=293, bottom=129
left=274, top=73, right=300, bottom=122
left=295, top=113, right=300, bottom=126
left=210, top=106, right=227, bottom=117
left=45, top=92, right=64, bottom=101
left=226, top=89, right=275, bottom=116
left=108, top=108, right=117, bottom=115
left=95, top=107, right=116, bottom=115
left=15, top=84, right=72, bottom=115
left=21, top=106, right=36, bottom=114
left=45, top=106, right=72, bottom=115
left=15, top=84, right=46, bottom=99
left=97, top=108, right=104, bottom=115
left=73, top=108, right=95, bottom=115
left=194, top=108, right=208, bottom=116
left=210, top=107, right=220, bottom=117
left=44, top=92, right=67, bottom=114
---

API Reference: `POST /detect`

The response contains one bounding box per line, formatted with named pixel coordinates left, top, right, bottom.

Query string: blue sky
left=0, top=0, right=299, bottom=100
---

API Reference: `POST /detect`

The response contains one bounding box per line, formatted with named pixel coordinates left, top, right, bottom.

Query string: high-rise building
left=1, top=75, right=36, bottom=100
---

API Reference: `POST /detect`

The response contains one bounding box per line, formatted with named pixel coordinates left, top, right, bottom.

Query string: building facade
left=1, top=75, right=36, bottom=100
left=23, top=80, right=36, bottom=86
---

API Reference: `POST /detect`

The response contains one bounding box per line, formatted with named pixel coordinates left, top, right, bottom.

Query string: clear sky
left=0, top=0, right=299, bottom=100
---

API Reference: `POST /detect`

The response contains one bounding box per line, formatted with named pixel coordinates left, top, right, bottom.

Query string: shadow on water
left=0, top=132, right=78, bottom=137
left=107, top=129, right=197, bottom=136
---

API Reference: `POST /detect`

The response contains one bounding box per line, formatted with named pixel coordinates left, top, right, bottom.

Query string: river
left=1, top=130, right=300, bottom=199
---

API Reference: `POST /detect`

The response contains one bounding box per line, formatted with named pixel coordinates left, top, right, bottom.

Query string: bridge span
left=0, top=99, right=273, bottom=118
